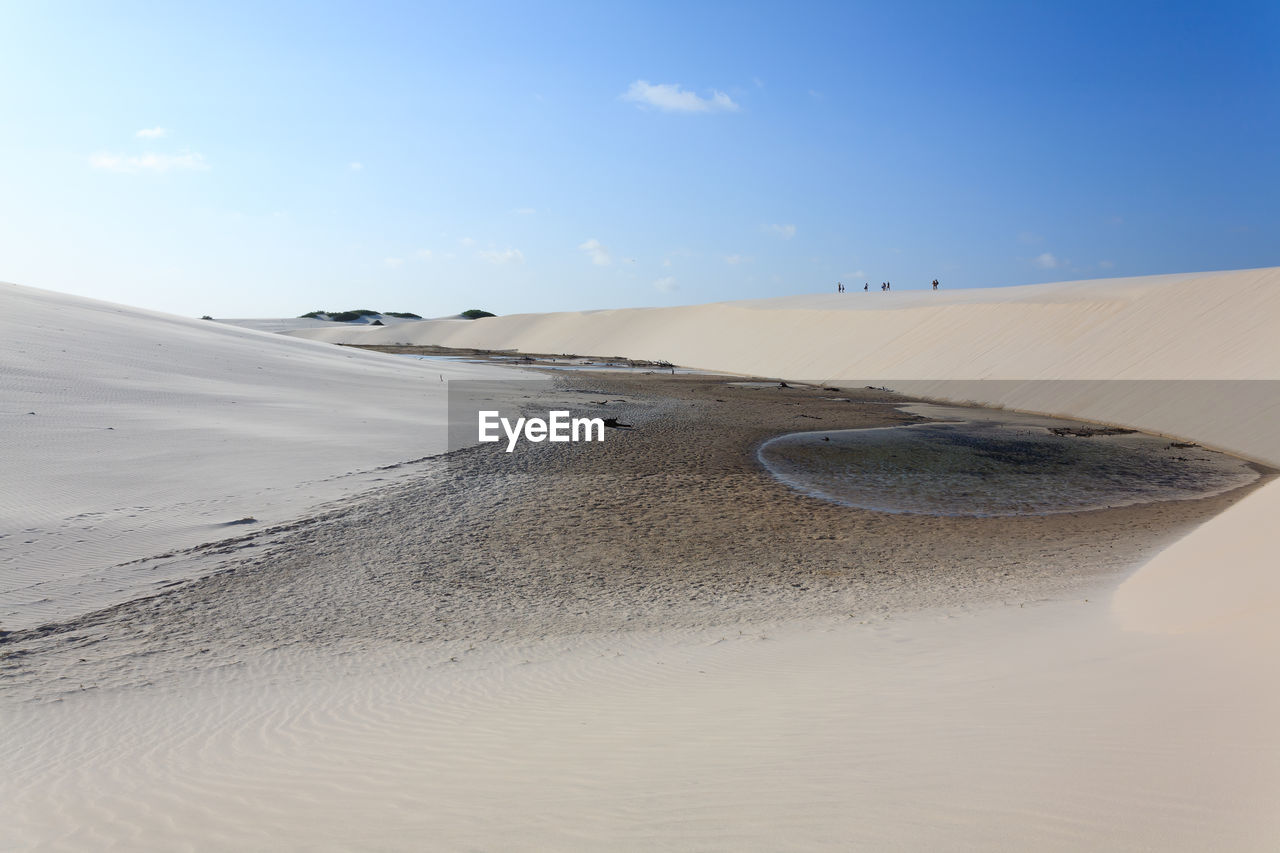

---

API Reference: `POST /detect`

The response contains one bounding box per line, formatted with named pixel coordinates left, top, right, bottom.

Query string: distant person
left=864, top=283, right=868, bottom=292
left=932, top=279, right=939, bottom=290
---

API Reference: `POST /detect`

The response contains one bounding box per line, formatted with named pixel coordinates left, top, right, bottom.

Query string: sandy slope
left=4, top=270, right=1280, bottom=851
left=7, top=606, right=1278, bottom=852
left=214, top=314, right=424, bottom=334
left=287, top=269, right=1280, bottom=383
left=0, top=281, right=528, bottom=629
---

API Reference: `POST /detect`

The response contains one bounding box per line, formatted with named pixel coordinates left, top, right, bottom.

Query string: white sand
left=8, top=602, right=1279, bottom=852
left=214, top=314, right=425, bottom=334
left=4, top=269, right=1279, bottom=850
left=287, top=269, right=1280, bottom=383
left=0, top=281, right=530, bottom=629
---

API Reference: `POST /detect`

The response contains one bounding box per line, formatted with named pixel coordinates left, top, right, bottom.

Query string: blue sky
left=1, top=1, right=1276, bottom=318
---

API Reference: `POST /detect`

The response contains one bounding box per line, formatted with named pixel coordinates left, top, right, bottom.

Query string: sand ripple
left=6, top=606, right=1280, bottom=851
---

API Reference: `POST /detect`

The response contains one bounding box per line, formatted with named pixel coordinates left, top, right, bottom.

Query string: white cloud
left=478, top=247, right=524, bottom=264
left=653, top=276, right=678, bottom=293
left=844, top=270, right=866, bottom=279
left=1018, top=231, right=1042, bottom=245
left=458, top=236, right=477, bottom=248
left=135, top=126, right=167, bottom=139
left=661, top=258, right=672, bottom=268
left=725, top=254, right=756, bottom=265
left=579, top=238, right=612, bottom=266
left=513, top=207, right=537, bottom=215
left=90, top=151, right=209, bottom=173
left=1098, top=259, right=1115, bottom=269
left=416, top=249, right=433, bottom=260
left=763, top=223, right=796, bottom=239
left=349, top=161, right=364, bottom=171
left=1034, top=252, right=1059, bottom=269
left=384, top=257, right=404, bottom=269
left=622, top=80, right=738, bottom=113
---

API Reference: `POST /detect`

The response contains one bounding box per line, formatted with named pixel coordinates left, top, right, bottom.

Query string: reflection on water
left=758, top=414, right=1259, bottom=517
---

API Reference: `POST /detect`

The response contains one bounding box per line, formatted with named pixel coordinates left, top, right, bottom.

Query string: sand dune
left=0, top=281, right=528, bottom=629
left=288, top=268, right=1280, bottom=383
left=4, top=270, right=1279, bottom=850
left=7, top=607, right=1278, bottom=852
left=286, top=268, right=1280, bottom=639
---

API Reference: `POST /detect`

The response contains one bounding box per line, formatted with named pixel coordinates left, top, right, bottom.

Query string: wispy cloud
left=763, top=223, right=796, bottom=239
left=384, top=257, right=404, bottom=269
left=90, top=151, right=209, bottom=173
left=1033, top=252, right=1058, bottom=269
left=653, top=276, right=678, bottom=293
left=622, top=80, right=738, bottom=113
left=1098, top=259, right=1115, bottom=269
left=416, top=249, right=433, bottom=260
left=478, top=247, right=524, bottom=264
left=579, top=238, right=612, bottom=266
left=513, top=207, right=537, bottom=215
left=349, top=161, right=364, bottom=171
left=725, top=254, right=755, bottom=265
left=135, top=126, right=167, bottom=139
left=1018, top=231, right=1043, bottom=245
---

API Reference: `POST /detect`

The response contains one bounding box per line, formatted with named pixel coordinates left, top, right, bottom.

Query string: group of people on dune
left=835, top=278, right=939, bottom=293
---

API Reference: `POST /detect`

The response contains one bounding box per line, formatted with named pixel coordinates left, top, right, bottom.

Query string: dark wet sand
left=2, top=372, right=1271, bottom=702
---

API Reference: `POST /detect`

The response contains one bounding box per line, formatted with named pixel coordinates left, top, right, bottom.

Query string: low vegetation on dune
left=290, top=308, right=494, bottom=322
left=299, top=309, right=422, bottom=322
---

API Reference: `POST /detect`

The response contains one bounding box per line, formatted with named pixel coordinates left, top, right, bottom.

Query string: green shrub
left=299, top=309, right=381, bottom=322
left=298, top=308, right=420, bottom=322
left=461, top=309, right=496, bottom=320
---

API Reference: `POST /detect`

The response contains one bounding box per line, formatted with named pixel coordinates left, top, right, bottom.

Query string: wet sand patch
left=2, top=373, right=1270, bottom=703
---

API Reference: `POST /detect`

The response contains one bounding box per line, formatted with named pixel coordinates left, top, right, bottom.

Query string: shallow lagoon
left=758, top=406, right=1260, bottom=517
